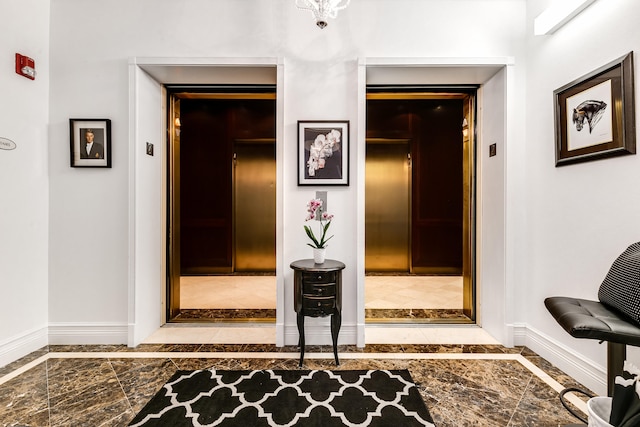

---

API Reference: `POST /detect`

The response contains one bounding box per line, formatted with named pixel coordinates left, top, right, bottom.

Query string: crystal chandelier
left=295, top=0, right=351, bottom=29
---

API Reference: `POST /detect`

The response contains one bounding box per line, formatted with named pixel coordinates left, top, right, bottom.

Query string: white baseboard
left=510, top=322, right=528, bottom=347
left=522, top=323, right=607, bottom=396
left=283, top=323, right=357, bottom=347
left=0, top=326, right=48, bottom=369
left=48, top=322, right=128, bottom=345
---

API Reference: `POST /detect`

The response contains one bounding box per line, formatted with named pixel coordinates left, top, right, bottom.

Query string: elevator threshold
left=365, top=308, right=472, bottom=325
left=170, top=308, right=276, bottom=324
left=365, top=317, right=474, bottom=325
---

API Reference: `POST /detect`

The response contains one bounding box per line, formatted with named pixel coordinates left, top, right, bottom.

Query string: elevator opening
left=365, top=88, right=476, bottom=323
left=166, top=87, right=277, bottom=323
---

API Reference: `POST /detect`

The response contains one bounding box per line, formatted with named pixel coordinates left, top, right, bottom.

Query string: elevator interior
left=365, top=89, right=476, bottom=322
left=167, top=88, right=277, bottom=321
left=165, top=86, right=476, bottom=324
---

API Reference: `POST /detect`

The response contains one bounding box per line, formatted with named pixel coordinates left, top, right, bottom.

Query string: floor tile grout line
left=506, top=371, right=535, bottom=426
left=515, top=354, right=588, bottom=416
left=108, top=358, right=135, bottom=417
left=45, top=357, right=52, bottom=427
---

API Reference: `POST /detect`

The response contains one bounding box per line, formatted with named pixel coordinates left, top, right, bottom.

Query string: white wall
left=524, top=0, right=640, bottom=394
left=0, top=0, right=50, bottom=365
left=46, top=0, right=528, bottom=347
left=3, top=0, right=636, bottom=396
left=282, top=58, right=361, bottom=345
left=128, top=65, right=165, bottom=346
left=478, top=67, right=508, bottom=343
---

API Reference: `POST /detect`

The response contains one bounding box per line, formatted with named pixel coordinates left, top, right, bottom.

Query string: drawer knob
left=317, top=275, right=322, bottom=280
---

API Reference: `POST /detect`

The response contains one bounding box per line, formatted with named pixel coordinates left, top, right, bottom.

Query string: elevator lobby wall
left=0, top=0, right=50, bottom=366
left=30, top=0, right=534, bottom=353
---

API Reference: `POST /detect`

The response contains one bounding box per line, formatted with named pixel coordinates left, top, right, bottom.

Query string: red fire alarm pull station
left=15, top=53, right=36, bottom=80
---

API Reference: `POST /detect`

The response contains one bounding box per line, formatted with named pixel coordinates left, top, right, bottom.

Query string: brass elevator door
left=234, top=139, right=276, bottom=272
left=365, top=139, right=411, bottom=271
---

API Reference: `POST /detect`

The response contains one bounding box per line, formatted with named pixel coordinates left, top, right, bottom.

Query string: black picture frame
left=554, top=52, right=635, bottom=166
left=298, top=120, right=349, bottom=186
left=70, top=118, right=112, bottom=168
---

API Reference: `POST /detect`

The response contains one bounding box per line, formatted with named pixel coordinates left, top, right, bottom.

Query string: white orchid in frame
left=307, top=129, right=341, bottom=177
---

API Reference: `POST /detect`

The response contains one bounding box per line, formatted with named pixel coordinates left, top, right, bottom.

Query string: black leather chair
left=546, top=242, right=640, bottom=398
left=545, top=296, right=640, bottom=396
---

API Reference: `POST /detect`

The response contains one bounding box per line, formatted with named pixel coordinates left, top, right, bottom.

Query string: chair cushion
left=598, top=242, right=640, bottom=325
left=544, top=297, right=640, bottom=347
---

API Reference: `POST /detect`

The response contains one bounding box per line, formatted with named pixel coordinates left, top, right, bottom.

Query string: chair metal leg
left=607, top=341, right=626, bottom=397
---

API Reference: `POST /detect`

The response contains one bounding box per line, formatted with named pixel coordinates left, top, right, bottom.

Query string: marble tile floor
left=0, top=343, right=594, bottom=427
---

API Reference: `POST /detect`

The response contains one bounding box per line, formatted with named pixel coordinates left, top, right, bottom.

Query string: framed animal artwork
left=554, top=52, right=635, bottom=166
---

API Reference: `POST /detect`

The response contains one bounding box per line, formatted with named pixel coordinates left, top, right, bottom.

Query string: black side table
left=290, top=259, right=345, bottom=367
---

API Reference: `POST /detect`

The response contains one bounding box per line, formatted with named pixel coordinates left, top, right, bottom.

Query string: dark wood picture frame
left=554, top=52, right=635, bottom=166
left=298, top=120, right=349, bottom=186
left=70, top=118, right=112, bottom=168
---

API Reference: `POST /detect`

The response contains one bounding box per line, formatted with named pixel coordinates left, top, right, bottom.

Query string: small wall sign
left=0, top=137, right=17, bottom=150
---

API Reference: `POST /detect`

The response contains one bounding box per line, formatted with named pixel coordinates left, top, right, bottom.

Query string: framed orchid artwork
left=298, top=120, right=349, bottom=186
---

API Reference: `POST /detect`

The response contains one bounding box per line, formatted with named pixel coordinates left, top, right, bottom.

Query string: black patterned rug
left=128, top=369, right=435, bottom=426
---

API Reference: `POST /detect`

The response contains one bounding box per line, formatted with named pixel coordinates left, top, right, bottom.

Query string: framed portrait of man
left=70, top=118, right=112, bottom=168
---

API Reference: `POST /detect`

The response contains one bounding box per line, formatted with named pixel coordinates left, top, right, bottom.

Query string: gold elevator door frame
left=365, top=91, right=476, bottom=322
left=167, top=93, right=277, bottom=320
left=168, top=95, right=181, bottom=319
left=462, top=94, right=475, bottom=320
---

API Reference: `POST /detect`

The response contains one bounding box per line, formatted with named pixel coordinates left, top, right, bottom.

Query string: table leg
left=331, top=311, right=341, bottom=365
left=297, top=313, right=305, bottom=367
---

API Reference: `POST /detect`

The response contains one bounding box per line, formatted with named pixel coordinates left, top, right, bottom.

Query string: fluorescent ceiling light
left=534, top=0, right=597, bottom=35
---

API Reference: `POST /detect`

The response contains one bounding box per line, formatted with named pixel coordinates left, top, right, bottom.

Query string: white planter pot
left=313, top=248, right=326, bottom=264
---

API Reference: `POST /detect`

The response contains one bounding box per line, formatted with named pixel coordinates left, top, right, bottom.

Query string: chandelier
left=295, top=0, right=351, bottom=29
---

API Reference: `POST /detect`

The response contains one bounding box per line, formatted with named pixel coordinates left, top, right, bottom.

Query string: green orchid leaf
left=304, top=225, right=320, bottom=248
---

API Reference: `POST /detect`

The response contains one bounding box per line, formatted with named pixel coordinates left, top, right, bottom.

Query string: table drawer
left=302, top=271, right=336, bottom=284
left=303, top=282, right=336, bottom=297
left=302, top=296, right=335, bottom=316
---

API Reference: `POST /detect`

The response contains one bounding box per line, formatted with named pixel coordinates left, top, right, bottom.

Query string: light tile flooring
left=365, top=275, right=462, bottom=309
left=180, top=275, right=462, bottom=310
left=180, top=276, right=277, bottom=309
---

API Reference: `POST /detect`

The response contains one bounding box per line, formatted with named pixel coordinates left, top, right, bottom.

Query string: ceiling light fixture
left=295, top=0, right=351, bottom=29
left=534, top=0, right=597, bottom=35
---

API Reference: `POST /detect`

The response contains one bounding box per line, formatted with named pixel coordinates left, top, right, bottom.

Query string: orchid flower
left=303, top=198, right=334, bottom=249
